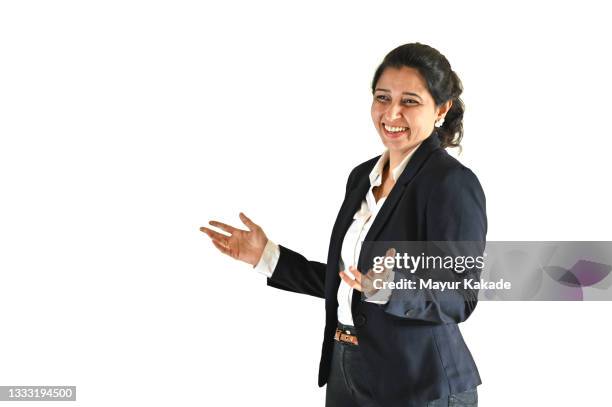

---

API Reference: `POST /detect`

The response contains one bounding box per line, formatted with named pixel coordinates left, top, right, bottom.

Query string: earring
left=434, top=117, right=445, bottom=128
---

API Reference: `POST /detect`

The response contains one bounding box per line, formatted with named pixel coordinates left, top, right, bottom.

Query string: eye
left=375, top=95, right=418, bottom=105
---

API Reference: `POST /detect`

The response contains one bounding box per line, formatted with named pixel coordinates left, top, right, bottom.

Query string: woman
left=201, top=43, right=486, bottom=407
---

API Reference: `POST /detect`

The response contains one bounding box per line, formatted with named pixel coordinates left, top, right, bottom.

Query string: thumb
left=239, top=212, right=257, bottom=231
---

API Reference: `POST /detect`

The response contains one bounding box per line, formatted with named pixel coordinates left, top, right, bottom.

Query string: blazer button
left=354, top=314, right=366, bottom=326
left=405, top=309, right=415, bottom=317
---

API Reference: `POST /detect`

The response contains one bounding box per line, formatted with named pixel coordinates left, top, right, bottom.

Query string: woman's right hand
left=200, top=212, right=268, bottom=267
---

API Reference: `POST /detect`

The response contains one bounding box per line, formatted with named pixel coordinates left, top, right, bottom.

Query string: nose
left=384, top=102, right=402, bottom=122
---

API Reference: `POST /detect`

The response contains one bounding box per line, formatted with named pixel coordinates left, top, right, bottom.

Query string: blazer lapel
left=328, top=170, right=372, bottom=266
left=362, top=133, right=442, bottom=245
left=326, top=163, right=373, bottom=298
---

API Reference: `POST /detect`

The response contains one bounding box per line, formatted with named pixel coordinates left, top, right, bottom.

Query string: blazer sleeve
left=382, top=166, right=487, bottom=324
left=265, top=245, right=327, bottom=298
left=265, top=165, right=359, bottom=299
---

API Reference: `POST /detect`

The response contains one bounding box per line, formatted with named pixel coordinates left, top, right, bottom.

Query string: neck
left=389, top=146, right=416, bottom=174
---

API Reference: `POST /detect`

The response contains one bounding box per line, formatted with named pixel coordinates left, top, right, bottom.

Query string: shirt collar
left=368, top=143, right=422, bottom=187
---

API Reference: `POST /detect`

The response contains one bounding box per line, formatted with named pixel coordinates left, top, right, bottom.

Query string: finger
left=339, top=270, right=362, bottom=292
left=200, top=226, right=231, bottom=242
left=349, top=265, right=362, bottom=283
left=384, top=247, right=397, bottom=272
left=341, top=266, right=357, bottom=281
left=239, top=212, right=258, bottom=232
left=368, top=263, right=390, bottom=280
left=211, top=238, right=231, bottom=256
left=341, top=269, right=363, bottom=292
left=212, top=235, right=229, bottom=246
left=208, top=220, right=240, bottom=235
left=200, top=226, right=230, bottom=246
left=201, top=226, right=230, bottom=247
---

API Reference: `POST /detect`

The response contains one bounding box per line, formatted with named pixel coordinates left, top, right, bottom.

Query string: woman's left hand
left=339, top=265, right=365, bottom=292
left=339, top=248, right=396, bottom=297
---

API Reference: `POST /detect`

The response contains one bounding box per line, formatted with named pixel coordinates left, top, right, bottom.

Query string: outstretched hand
left=200, top=212, right=268, bottom=267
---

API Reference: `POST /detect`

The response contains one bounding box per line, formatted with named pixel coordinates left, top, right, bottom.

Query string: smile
left=382, top=123, right=409, bottom=139
left=383, top=124, right=409, bottom=132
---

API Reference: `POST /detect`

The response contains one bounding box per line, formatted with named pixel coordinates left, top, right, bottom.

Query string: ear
left=436, top=99, right=453, bottom=120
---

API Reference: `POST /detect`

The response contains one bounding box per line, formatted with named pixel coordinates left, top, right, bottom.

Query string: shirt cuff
left=253, top=239, right=280, bottom=278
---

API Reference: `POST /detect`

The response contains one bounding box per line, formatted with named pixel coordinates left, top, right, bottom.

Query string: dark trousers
left=325, top=325, right=478, bottom=407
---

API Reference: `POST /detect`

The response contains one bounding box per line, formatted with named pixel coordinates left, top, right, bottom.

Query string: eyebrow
left=374, top=88, right=423, bottom=101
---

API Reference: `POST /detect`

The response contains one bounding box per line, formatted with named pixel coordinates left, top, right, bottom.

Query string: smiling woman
left=370, top=44, right=465, bottom=153
left=201, top=42, right=485, bottom=407
left=372, top=66, right=452, bottom=153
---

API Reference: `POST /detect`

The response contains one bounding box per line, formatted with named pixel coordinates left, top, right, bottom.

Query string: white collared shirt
left=254, top=144, right=421, bottom=326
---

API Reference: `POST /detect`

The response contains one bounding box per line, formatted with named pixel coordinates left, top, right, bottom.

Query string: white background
left=1, top=1, right=611, bottom=406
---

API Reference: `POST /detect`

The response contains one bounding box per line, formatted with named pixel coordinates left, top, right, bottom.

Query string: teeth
left=384, top=124, right=408, bottom=132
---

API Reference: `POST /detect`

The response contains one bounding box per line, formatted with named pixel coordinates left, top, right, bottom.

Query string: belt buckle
left=335, top=327, right=358, bottom=346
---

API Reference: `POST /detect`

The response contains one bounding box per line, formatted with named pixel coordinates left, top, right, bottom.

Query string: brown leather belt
left=335, top=327, right=359, bottom=345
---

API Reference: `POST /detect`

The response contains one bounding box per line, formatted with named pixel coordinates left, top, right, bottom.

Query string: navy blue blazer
left=266, top=130, right=487, bottom=406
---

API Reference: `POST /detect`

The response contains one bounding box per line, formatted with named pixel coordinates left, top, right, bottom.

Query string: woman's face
left=371, top=66, right=451, bottom=156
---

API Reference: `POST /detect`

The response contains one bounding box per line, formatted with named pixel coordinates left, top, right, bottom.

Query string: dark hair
left=371, top=43, right=464, bottom=149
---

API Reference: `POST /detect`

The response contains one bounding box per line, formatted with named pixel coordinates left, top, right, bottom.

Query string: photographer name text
left=373, top=278, right=511, bottom=291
